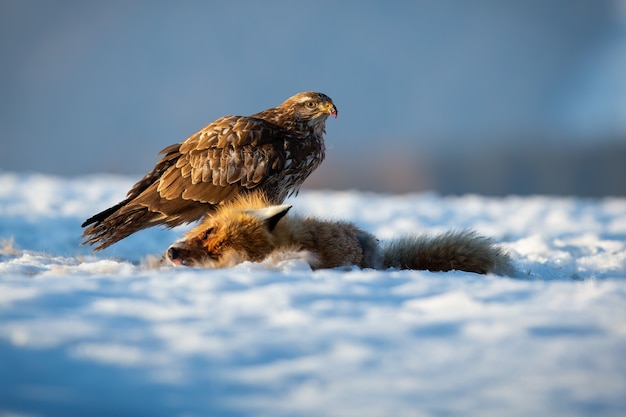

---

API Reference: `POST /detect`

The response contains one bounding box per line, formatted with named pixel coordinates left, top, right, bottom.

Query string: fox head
left=164, top=204, right=292, bottom=268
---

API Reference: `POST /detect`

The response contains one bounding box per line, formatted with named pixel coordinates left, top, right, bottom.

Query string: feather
left=82, top=92, right=336, bottom=250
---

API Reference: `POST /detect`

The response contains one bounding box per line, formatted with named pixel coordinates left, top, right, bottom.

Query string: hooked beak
left=323, top=101, right=338, bottom=118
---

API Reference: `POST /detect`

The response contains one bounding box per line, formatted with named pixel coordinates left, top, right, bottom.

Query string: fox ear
left=246, top=205, right=291, bottom=232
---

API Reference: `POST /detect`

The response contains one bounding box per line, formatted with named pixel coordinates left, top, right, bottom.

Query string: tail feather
left=383, top=230, right=512, bottom=275
left=82, top=206, right=165, bottom=251
left=82, top=191, right=213, bottom=250
left=81, top=200, right=129, bottom=228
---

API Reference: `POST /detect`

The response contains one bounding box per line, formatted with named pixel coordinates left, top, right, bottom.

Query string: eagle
left=82, top=91, right=337, bottom=250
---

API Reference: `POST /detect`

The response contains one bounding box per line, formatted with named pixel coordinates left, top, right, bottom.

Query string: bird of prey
left=82, top=91, right=337, bottom=250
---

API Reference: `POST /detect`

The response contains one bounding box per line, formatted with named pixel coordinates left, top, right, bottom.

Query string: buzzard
left=82, top=91, right=337, bottom=250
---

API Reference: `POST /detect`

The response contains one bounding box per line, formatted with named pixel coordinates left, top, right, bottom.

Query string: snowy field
left=0, top=172, right=625, bottom=417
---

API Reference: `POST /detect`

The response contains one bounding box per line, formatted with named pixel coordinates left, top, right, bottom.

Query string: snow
left=0, top=172, right=625, bottom=417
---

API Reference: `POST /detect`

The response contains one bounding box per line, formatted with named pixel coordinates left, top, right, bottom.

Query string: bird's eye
left=306, top=101, right=316, bottom=108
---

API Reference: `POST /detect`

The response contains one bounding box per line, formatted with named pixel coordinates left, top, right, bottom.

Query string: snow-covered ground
left=0, top=172, right=625, bottom=417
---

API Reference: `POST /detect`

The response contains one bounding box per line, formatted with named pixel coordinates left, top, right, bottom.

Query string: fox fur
left=163, top=194, right=513, bottom=275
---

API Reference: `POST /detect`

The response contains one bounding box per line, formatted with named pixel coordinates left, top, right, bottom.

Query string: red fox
left=163, top=194, right=513, bottom=275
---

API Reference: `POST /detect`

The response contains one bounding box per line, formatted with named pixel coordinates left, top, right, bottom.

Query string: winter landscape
left=0, top=171, right=625, bottom=417
left=3, top=1, right=626, bottom=416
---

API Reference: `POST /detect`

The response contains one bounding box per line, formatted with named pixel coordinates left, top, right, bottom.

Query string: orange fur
left=163, top=194, right=513, bottom=275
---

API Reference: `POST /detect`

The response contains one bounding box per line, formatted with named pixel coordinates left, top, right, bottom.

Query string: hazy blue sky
left=2, top=1, right=625, bottom=185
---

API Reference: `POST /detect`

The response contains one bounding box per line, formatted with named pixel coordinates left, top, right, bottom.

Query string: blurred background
left=2, top=0, right=625, bottom=197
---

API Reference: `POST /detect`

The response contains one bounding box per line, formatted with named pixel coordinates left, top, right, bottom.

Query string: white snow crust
left=0, top=172, right=625, bottom=417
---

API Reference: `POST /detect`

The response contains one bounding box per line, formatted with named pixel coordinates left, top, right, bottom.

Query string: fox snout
left=163, top=242, right=188, bottom=266
left=162, top=240, right=208, bottom=267
left=165, top=245, right=184, bottom=266
left=162, top=238, right=248, bottom=269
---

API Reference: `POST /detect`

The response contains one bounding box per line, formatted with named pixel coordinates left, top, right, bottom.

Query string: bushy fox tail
left=382, top=230, right=513, bottom=275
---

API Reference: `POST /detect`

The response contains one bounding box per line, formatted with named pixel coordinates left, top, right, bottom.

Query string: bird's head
left=288, top=91, right=338, bottom=119
left=253, top=91, right=337, bottom=135
left=278, top=92, right=337, bottom=135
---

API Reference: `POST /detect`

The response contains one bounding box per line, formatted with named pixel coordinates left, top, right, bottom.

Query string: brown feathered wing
left=82, top=115, right=300, bottom=250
